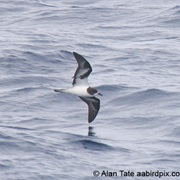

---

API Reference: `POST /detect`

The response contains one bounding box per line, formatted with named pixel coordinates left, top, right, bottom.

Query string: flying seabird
left=54, top=52, right=102, bottom=123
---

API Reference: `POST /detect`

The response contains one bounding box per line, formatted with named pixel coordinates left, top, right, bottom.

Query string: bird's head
left=87, top=87, right=103, bottom=96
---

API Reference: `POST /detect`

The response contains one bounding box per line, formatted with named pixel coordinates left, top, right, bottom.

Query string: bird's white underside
left=61, top=85, right=92, bottom=97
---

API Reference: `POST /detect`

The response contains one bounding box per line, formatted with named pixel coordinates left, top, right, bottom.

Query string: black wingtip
left=73, top=51, right=78, bottom=56
left=88, top=118, right=95, bottom=123
left=73, top=52, right=82, bottom=59
left=88, top=111, right=99, bottom=123
left=73, top=52, right=79, bottom=59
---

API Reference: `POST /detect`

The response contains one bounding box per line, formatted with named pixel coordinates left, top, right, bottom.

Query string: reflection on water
left=88, top=126, right=95, bottom=137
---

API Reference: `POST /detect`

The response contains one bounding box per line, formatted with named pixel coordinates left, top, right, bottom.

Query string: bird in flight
left=54, top=52, right=102, bottom=123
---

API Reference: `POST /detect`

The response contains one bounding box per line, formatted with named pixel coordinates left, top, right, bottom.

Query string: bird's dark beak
left=98, top=92, right=103, bottom=96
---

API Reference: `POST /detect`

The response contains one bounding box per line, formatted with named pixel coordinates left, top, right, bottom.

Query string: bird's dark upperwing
left=72, top=52, right=92, bottom=86
left=79, top=96, right=100, bottom=123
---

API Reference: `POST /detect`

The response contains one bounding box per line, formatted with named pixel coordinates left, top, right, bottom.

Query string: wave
left=168, top=5, right=180, bottom=15
left=156, top=5, right=180, bottom=27
left=74, top=139, right=114, bottom=151
left=97, top=84, right=137, bottom=100
left=168, top=126, right=180, bottom=138
left=98, top=84, right=134, bottom=91
left=109, top=88, right=175, bottom=106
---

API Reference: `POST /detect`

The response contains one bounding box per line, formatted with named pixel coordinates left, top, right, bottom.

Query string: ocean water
left=0, top=0, right=180, bottom=179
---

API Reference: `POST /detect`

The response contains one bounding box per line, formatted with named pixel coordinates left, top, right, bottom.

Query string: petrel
left=54, top=52, right=102, bottom=123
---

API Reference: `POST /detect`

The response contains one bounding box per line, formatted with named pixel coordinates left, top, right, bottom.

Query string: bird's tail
left=54, top=89, right=67, bottom=93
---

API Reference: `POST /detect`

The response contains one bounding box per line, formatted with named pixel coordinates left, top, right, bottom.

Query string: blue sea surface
left=0, top=0, right=180, bottom=179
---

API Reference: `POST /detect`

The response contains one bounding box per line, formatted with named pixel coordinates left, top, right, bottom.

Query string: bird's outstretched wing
left=79, top=96, right=100, bottom=123
left=72, top=52, right=92, bottom=86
